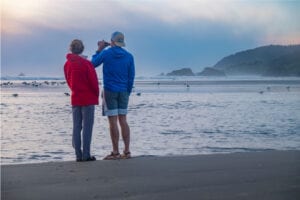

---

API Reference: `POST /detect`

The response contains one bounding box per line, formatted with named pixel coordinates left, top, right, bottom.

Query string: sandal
left=121, top=151, right=131, bottom=159
left=103, top=152, right=121, bottom=160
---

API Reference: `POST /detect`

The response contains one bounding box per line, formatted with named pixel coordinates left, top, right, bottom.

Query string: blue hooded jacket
left=91, top=46, right=135, bottom=94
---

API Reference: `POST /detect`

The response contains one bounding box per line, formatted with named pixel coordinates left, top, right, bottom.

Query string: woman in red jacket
left=64, top=39, right=99, bottom=162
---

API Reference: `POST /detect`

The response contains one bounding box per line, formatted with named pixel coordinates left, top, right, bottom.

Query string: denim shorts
left=102, top=90, right=129, bottom=116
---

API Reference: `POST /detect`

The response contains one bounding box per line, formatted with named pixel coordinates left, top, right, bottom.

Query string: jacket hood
left=110, top=47, right=126, bottom=58
left=66, top=53, right=86, bottom=61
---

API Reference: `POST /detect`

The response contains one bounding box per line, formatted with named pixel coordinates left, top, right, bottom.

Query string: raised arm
left=91, top=40, right=109, bottom=67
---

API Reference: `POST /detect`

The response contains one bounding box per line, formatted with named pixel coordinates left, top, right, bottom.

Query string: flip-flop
left=103, top=152, right=121, bottom=160
left=121, top=151, right=131, bottom=159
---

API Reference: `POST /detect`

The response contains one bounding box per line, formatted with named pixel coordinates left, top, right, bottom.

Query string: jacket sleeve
left=64, top=63, right=71, bottom=88
left=127, top=55, right=135, bottom=94
left=87, top=62, right=100, bottom=97
left=91, top=51, right=104, bottom=68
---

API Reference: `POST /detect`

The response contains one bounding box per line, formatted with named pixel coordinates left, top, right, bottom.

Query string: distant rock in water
left=167, top=68, right=195, bottom=76
left=213, top=44, right=300, bottom=76
left=197, top=67, right=226, bottom=76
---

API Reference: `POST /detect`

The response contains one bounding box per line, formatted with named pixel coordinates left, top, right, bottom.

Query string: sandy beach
left=1, top=150, right=299, bottom=200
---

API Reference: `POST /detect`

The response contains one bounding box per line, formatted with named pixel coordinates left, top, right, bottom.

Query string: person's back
left=64, top=53, right=99, bottom=105
left=100, top=46, right=134, bottom=93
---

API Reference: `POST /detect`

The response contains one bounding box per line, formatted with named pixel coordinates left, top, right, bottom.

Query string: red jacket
left=64, top=53, right=99, bottom=106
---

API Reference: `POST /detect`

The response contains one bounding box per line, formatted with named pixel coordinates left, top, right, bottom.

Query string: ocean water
left=1, top=77, right=300, bottom=164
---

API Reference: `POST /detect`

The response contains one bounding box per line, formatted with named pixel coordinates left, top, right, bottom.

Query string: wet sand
left=1, top=150, right=300, bottom=200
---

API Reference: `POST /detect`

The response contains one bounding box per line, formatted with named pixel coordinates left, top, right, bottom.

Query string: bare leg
left=118, top=115, right=130, bottom=153
left=108, top=116, right=119, bottom=154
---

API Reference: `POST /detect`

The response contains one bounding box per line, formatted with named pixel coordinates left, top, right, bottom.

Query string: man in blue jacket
left=92, top=31, right=135, bottom=160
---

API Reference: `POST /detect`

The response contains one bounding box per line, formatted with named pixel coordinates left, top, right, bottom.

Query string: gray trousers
left=72, top=105, right=95, bottom=160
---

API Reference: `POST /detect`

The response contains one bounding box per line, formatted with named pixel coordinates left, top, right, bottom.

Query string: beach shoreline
left=2, top=150, right=300, bottom=200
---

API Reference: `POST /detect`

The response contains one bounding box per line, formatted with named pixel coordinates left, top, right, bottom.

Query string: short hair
left=70, top=39, right=84, bottom=54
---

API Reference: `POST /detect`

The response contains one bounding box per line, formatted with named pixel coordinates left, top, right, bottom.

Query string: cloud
left=2, top=0, right=300, bottom=76
left=154, top=1, right=299, bottom=43
left=1, top=0, right=118, bottom=34
left=2, top=0, right=300, bottom=42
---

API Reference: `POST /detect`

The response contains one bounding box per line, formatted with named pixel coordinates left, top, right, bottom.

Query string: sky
left=1, top=0, right=300, bottom=77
